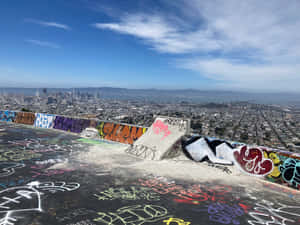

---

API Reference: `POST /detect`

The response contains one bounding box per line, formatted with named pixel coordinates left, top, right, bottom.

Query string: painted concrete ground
left=0, top=122, right=300, bottom=225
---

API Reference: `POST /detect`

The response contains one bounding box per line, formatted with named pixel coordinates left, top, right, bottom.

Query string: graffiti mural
left=233, top=146, right=273, bottom=176
left=279, top=158, right=300, bottom=188
left=34, top=113, right=55, bottom=128
left=0, top=111, right=16, bottom=122
left=94, top=204, right=170, bottom=225
left=183, top=137, right=234, bottom=165
left=97, top=122, right=146, bottom=144
left=53, top=116, right=91, bottom=133
left=14, top=112, right=36, bottom=125
left=263, top=151, right=283, bottom=181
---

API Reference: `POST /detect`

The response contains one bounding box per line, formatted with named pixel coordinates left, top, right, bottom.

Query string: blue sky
left=1, top=0, right=300, bottom=92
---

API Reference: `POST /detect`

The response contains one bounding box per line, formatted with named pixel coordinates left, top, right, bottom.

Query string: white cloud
left=24, top=18, right=71, bottom=30
left=25, top=39, right=60, bottom=49
left=92, top=0, right=300, bottom=91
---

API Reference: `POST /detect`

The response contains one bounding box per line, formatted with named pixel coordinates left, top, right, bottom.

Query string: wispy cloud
left=92, top=0, right=300, bottom=91
left=25, top=39, right=60, bottom=49
left=24, top=18, right=71, bottom=30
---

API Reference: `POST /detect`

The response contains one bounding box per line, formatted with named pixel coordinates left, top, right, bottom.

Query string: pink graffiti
left=30, top=169, right=74, bottom=178
left=152, top=120, right=171, bottom=139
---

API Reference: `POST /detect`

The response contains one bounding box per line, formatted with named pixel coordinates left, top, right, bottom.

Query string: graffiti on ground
left=97, top=122, right=146, bottom=144
left=94, top=186, right=160, bottom=201
left=14, top=112, right=36, bottom=125
left=0, top=150, right=41, bottom=162
left=94, top=204, right=170, bottom=225
left=0, top=163, right=25, bottom=177
left=163, top=218, right=191, bottom=225
left=58, top=208, right=96, bottom=222
left=152, top=120, right=171, bottom=139
left=279, top=158, right=300, bottom=188
left=27, top=181, right=80, bottom=193
left=0, top=185, right=42, bottom=225
left=0, top=111, right=16, bottom=122
left=138, top=178, right=232, bottom=205
left=34, top=113, right=55, bottom=128
left=248, top=200, right=300, bottom=225
left=206, top=203, right=244, bottom=225
left=233, top=146, right=273, bottom=176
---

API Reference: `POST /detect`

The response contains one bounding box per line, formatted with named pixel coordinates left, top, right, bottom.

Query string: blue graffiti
left=34, top=113, right=55, bottom=128
left=0, top=110, right=16, bottom=122
left=279, top=158, right=300, bottom=188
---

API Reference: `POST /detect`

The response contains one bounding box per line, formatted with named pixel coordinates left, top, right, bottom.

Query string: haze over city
left=1, top=0, right=300, bottom=92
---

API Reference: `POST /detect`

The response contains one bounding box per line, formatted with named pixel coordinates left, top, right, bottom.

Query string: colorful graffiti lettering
left=206, top=203, right=244, bottom=225
left=94, top=186, right=160, bottom=201
left=279, top=158, right=300, bottom=188
left=34, top=113, right=55, bottom=128
left=0, top=111, right=16, bottom=122
left=97, top=122, right=146, bottom=144
left=53, top=116, right=91, bottom=133
left=263, top=151, right=283, bottom=180
left=94, top=204, right=170, bottom=225
left=163, top=218, right=191, bottom=225
left=233, top=146, right=273, bottom=176
left=152, top=120, right=171, bottom=139
left=248, top=200, right=300, bottom=225
left=14, top=112, right=36, bottom=125
left=138, top=178, right=232, bottom=205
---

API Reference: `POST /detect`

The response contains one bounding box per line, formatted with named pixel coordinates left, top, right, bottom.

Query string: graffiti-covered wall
left=96, top=122, right=147, bottom=144
left=183, top=136, right=300, bottom=190
left=34, top=113, right=55, bottom=129
left=0, top=110, right=16, bottom=122
left=14, top=112, right=36, bottom=125
left=53, top=116, right=91, bottom=133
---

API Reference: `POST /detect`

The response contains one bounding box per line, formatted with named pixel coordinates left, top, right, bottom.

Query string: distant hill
left=1, top=87, right=300, bottom=106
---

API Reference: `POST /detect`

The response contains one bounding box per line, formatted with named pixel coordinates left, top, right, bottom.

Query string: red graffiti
left=233, top=146, right=273, bottom=176
left=138, top=178, right=232, bottom=205
left=152, top=120, right=171, bottom=139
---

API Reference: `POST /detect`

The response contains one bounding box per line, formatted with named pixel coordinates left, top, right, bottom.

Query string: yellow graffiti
left=94, top=204, right=170, bottom=225
left=0, top=149, right=42, bottom=162
left=164, top=218, right=191, bottom=225
left=263, top=151, right=281, bottom=178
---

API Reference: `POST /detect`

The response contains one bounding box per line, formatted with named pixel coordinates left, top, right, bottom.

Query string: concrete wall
left=96, top=121, right=147, bottom=144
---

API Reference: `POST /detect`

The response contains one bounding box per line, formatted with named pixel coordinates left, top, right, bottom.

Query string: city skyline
left=1, top=0, right=300, bottom=92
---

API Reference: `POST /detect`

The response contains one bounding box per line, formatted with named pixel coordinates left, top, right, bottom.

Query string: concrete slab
left=126, top=117, right=190, bottom=160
